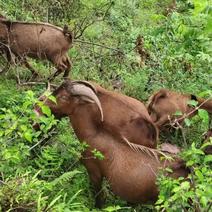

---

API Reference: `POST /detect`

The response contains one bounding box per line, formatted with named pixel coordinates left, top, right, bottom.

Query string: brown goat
left=35, top=80, right=189, bottom=207
left=0, top=18, right=73, bottom=80
left=147, top=89, right=212, bottom=129
left=40, top=80, right=158, bottom=148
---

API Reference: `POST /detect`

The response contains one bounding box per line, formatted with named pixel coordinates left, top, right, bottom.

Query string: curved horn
left=69, top=84, right=103, bottom=122
left=71, top=80, right=97, bottom=94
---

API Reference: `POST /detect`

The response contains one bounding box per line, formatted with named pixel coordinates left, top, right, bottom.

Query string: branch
left=75, top=39, right=123, bottom=53
left=0, top=180, right=7, bottom=185
left=18, top=81, right=58, bottom=88
left=172, top=96, right=212, bottom=125
left=29, top=128, right=57, bottom=151
left=74, top=1, right=113, bottom=39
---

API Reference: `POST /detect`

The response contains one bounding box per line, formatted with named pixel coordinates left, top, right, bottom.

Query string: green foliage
left=156, top=141, right=212, bottom=212
left=0, top=0, right=211, bottom=211
left=156, top=109, right=212, bottom=211
left=92, top=149, right=105, bottom=160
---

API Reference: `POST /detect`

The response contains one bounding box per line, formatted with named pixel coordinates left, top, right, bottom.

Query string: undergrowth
left=0, top=0, right=211, bottom=211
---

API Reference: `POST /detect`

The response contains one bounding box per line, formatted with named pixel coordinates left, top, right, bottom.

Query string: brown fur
left=36, top=81, right=189, bottom=207
left=93, top=82, right=158, bottom=148
left=0, top=18, right=73, bottom=80
left=41, top=80, right=158, bottom=148
left=147, top=89, right=212, bottom=129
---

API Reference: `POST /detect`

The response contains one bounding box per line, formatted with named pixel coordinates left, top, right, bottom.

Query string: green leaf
left=174, top=110, right=183, bottom=116
left=184, top=118, right=191, bottom=127
left=195, top=170, right=204, bottom=181
left=103, top=206, right=122, bottom=212
left=92, top=149, right=105, bottom=160
left=198, top=109, right=209, bottom=122
left=200, top=196, right=208, bottom=207
left=48, top=95, right=57, bottom=104
left=24, top=131, right=32, bottom=142
left=180, top=181, right=190, bottom=190
left=193, top=0, right=208, bottom=15
left=187, top=100, right=198, bottom=107
left=45, top=195, right=62, bottom=211
left=41, top=105, right=51, bottom=116
left=204, top=155, right=212, bottom=163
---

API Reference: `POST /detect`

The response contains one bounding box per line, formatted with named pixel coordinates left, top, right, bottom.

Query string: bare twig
left=171, top=96, right=212, bottom=126
left=0, top=41, right=15, bottom=64
left=74, top=1, right=113, bottom=39
left=180, top=126, right=187, bottom=148
left=29, top=128, right=57, bottom=151
left=18, top=81, right=58, bottom=88
left=206, top=202, right=212, bottom=212
left=0, top=179, right=7, bottom=185
left=75, top=39, right=123, bottom=53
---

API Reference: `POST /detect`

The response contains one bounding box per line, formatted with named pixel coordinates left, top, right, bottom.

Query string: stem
left=75, top=39, right=123, bottom=53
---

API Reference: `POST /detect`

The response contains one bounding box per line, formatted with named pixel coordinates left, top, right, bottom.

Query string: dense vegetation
left=0, top=0, right=211, bottom=211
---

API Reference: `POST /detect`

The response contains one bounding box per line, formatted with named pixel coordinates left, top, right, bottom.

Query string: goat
left=35, top=80, right=189, bottom=208
left=39, top=80, right=158, bottom=148
left=147, top=89, right=212, bottom=129
left=0, top=18, right=73, bottom=80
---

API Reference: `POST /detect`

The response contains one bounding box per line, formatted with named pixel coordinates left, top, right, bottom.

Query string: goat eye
left=59, top=96, right=69, bottom=101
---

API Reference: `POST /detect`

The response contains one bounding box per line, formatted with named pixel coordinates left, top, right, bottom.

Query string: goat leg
left=23, top=59, right=39, bottom=80
left=63, top=57, right=72, bottom=78
left=0, top=47, right=11, bottom=74
left=82, top=158, right=105, bottom=208
left=0, top=61, right=10, bottom=74
left=92, top=175, right=105, bottom=208
left=47, top=68, right=63, bottom=81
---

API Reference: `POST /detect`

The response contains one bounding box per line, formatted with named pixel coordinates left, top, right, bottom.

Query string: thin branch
left=180, top=126, right=187, bottom=148
left=74, top=1, right=113, bottom=39
left=18, top=81, right=58, bottom=88
left=171, top=96, right=212, bottom=125
left=75, top=39, right=123, bottom=53
left=206, top=202, right=212, bottom=212
left=0, top=180, right=7, bottom=185
left=29, top=128, right=56, bottom=151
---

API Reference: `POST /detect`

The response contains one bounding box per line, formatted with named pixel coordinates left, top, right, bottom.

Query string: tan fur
left=42, top=80, right=158, bottom=148
left=147, top=89, right=212, bottom=129
left=0, top=18, right=73, bottom=79
left=36, top=81, right=189, bottom=207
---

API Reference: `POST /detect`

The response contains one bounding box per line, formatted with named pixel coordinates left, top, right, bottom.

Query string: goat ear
left=153, top=89, right=167, bottom=103
left=63, top=25, right=73, bottom=41
left=79, top=96, right=95, bottom=104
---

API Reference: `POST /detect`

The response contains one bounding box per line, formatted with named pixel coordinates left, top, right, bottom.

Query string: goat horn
left=71, top=80, right=97, bottom=94
left=69, top=84, right=103, bottom=122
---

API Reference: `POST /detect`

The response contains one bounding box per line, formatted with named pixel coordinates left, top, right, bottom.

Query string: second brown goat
left=0, top=18, right=73, bottom=80
left=147, top=89, right=212, bottom=129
